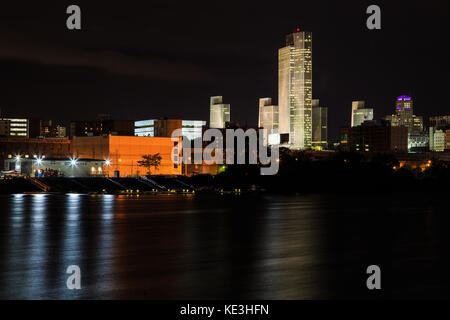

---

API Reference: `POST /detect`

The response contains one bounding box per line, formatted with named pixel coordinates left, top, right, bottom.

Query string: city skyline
left=0, top=1, right=449, bottom=138
left=2, top=2, right=450, bottom=303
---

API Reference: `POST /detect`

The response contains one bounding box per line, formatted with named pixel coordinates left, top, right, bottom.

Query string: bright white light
left=15, top=155, right=21, bottom=161
left=105, top=160, right=111, bottom=166
left=268, top=133, right=280, bottom=145
left=69, top=158, right=78, bottom=167
left=36, top=158, right=43, bottom=165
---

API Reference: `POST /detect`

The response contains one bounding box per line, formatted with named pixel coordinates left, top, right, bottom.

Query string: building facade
left=70, top=119, right=134, bottom=137
left=72, top=135, right=182, bottom=176
left=386, top=95, right=423, bottom=136
left=258, top=98, right=279, bottom=145
left=0, top=118, right=29, bottom=137
left=344, top=121, right=408, bottom=153
left=135, top=119, right=205, bottom=140
left=278, top=30, right=312, bottom=149
left=408, top=134, right=429, bottom=151
left=209, top=96, right=230, bottom=129
left=311, top=99, right=327, bottom=149
left=135, top=119, right=155, bottom=137
left=0, top=120, right=10, bottom=137
left=351, top=101, right=373, bottom=127
left=4, top=157, right=105, bottom=177
left=0, top=137, right=71, bottom=170
left=429, top=127, right=446, bottom=152
left=181, top=120, right=206, bottom=140
left=40, top=120, right=67, bottom=138
left=429, top=115, right=450, bottom=128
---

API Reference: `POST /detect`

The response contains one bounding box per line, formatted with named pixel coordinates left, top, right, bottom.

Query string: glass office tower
left=278, top=30, right=312, bottom=149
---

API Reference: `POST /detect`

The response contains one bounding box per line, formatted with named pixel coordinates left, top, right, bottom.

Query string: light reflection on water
left=0, top=193, right=449, bottom=299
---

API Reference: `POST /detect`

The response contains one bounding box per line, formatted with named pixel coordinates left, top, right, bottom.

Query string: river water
left=0, top=192, right=449, bottom=299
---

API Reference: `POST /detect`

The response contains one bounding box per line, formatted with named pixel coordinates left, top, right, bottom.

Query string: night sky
left=1, top=0, right=449, bottom=137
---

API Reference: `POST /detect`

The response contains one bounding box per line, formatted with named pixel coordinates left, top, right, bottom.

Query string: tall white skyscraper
left=278, top=30, right=312, bottom=149
left=351, top=101, right=373, bottom=127
left=209, top=96, right=230, bottom=129
left=258, top=97, right=279, bottom=145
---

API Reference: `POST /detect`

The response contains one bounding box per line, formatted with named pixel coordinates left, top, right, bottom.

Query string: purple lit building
left=385, top=95, right=423, bottom=136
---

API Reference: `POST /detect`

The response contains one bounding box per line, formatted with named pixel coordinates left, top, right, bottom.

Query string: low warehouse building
left=72, top=135, right=181, bottom=177
left=4, top=157, right=105, bottom=177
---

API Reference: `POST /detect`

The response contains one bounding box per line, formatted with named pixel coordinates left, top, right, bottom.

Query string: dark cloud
left=0, top=35, right=210, bottom=81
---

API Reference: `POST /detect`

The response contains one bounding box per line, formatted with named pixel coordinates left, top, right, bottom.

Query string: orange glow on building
left=72, top=135, right=181, bottom=176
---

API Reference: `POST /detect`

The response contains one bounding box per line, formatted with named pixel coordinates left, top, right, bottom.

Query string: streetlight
left=69, top=158, right=78, bottom=167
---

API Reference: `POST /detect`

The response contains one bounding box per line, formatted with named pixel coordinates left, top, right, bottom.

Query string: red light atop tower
left=296, top=28, right=300, bottom=32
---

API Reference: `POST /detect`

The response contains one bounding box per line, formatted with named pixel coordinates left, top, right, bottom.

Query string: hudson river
left=1, top=193, right=449, bottom=299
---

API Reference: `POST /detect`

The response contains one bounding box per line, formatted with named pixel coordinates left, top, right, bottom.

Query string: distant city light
left=35, top=157, right=43, bottom=165
left=105, top=160, right=111, bottom=166
left=15, top=155, right=21, bottom=161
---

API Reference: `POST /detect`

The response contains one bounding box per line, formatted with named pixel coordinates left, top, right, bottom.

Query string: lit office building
left=408, top=134, right=429, bottom=150
left=57, top=126, right=67, bottom=137
left=135, top=119, right=155, bottom=137
left=40, top=120, right=67, bottom=138
left=0, top=118, right=29, bottom=137
left=210, top=96, right=230, bottom=129
left=135, top=119, right=205, bottom=140
left=181, top=120, right=206, bottom=141
left=386, top=95, right=423, bottom=135
left=429, top=115, right=450, bottom=128
left=351, top=101, right=373, bottom=127
left=311, top=99, right=328, bottom=149
left=258, top=98, right=279, bottom=145
left=429, top=127, right=446, bottom=152
left=278, top=30, right=312, bottom=149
